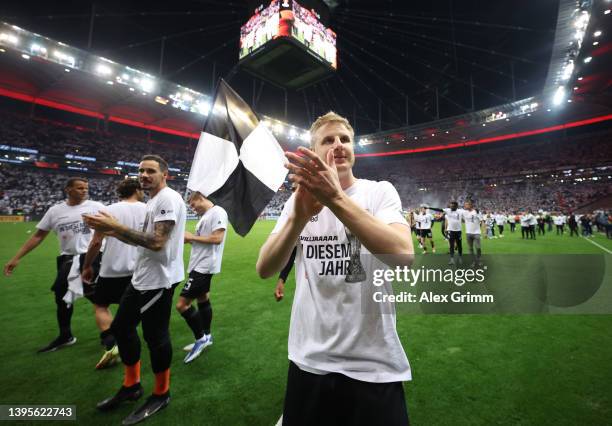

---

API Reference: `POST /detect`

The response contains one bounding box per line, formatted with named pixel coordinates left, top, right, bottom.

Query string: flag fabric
left=187, top=79, right=288, bottom=236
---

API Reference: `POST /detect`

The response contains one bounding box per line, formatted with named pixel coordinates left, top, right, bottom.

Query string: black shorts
left=89, top=275, right=131, bottom=306
left=420, top=229, right=432, bottom=238
left=180, top=271, right=212, bottom=299
left=283, top=361, right=409, bottom=426
left=52, top=253, right=101, bottom=301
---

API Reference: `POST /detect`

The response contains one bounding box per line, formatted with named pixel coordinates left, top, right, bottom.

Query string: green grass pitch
left=0, top=221, right=611, bottom=425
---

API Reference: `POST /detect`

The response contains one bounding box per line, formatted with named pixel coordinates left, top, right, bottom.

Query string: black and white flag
left=187, top=80, right=288, bottom=236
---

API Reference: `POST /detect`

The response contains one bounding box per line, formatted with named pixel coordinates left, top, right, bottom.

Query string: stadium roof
left=0, top=0, right=610, bottom=148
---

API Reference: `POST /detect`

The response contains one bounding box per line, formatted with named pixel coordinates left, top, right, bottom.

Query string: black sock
left=56, top=299, right=73, bottom=339
left=181, top=306, right=204, bottom=340
left=100, top=329, right=116, bottom=350
left=198, top=300, right=213, bottom=335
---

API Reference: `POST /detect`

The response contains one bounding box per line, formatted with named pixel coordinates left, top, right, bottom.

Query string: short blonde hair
left=309, top=111, right=355, bottom=148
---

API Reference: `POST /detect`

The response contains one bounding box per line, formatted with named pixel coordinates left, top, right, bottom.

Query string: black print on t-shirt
left=57, top=220, right=90, bottom=235
left=301, top=232, right=365, bottom=282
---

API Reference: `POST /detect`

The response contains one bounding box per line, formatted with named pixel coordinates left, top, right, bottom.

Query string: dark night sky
left=1, top=0, right=559, bottom=133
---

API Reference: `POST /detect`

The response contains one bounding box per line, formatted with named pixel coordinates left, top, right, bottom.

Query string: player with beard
left=81, top=178, right=146, bottom=370
left=84, top=155, right=186, bottom=425
left=257, top=112, right=413, bottom=426
left=4, top=177, right=104, bottom=353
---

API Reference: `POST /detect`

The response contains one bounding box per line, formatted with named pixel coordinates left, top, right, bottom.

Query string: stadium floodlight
left=274, top=123, right=284, bottom=135
left=182, top=93, right=193, bottom=102
left=195, top=101, right=210, bottom=115
left=605, top=10, right=610, bottom=15
left=289, top=128, right=297, bottom=138
left=577, top=76, right=583, bottom=80
left=561, top=60, right=574, bottom=80
left=64, top=68, right=70, bottom=72
left=301, top=132, right=310, bottom=142
left=121, top=73, right=129, bottom=81
left=140, top=79, right=154, bottom=93
left=553, top=86, right=566, bottom=105
left=31, top=43, right=46, bottom=54
left=106, top=81, right=114, bottom=85
left=21, top=53, right=30, bottom=60
left=574, top=11, right=589, bottom=30
left=129, top=87, right=135, bottom=92
left=0, top=33, right=19, bottom=45
left=593, top=30, right=602, bottom=37
left=583, top=56, right=592, bottom=63
left=96, top=64, right=112, bottom=76
left=593, top=41, right=599, bottom=46
left=53, top=50, right=75, bottom=67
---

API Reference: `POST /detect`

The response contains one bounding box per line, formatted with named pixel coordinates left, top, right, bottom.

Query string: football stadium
left=0, top=1, right=611, bottom=425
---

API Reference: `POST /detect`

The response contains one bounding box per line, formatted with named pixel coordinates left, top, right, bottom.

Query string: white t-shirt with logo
left=272, top=179, right=412, bottom=383
left=37, top=200, right=105, bottom=255
left=462, top=210, right=482, bottom=235
left=444, top=208, right=464, bottom=232
left=131, top=187, right=186, bottom=290
left=188, top=205, right=228, bottom=274
left=416, top=213, right=434, bottom=230
left=99, top=201, right=147, bottom=278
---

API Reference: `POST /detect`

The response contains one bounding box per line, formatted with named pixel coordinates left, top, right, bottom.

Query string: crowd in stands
left=0, top=111, right=194, bottom=171
left=1, top=111, right=610, bottom=222
left=356, top=131, right=611, bottom=213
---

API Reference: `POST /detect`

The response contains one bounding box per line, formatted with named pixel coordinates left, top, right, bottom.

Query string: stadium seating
left=1, top=111, right=610, bottom=216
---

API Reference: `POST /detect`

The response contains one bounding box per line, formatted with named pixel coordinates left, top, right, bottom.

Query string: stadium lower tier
left=0, top=161, right=609, bottom=217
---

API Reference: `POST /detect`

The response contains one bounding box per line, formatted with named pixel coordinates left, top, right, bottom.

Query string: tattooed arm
left=84, top=211, right=174, bottom=252
left=108, top=221, right=175, bottom=252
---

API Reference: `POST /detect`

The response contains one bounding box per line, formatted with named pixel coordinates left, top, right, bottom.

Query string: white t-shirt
left=462, top=209, right=482, bottom=235
left=553, top=215, right=566, bottom=225
left=508, top=216, right=516, bottom=224
left=188, top=205, right=228, bottom=274
left=37, top=200, right=105, bottom=255
left=99, top=201, right=147, bottom=278
left=416, top=213, right=434, bottom=230
left=444, top=208, right=464, bottom=232
left=520, top=214, right=532, bottom=226
left=272, top=179, right=412, bottom=383
left=495, top=214, right=507, bottom=225
left=529, top=215, right=538, bottom=226
left=131, top=187, right=186, bottom=290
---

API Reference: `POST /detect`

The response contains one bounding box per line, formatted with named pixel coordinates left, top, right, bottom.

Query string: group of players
left=406, top=204, right=599, bottom=266
left=7, top=110, right=604, bottom=425
left=3, top=112, right=420, bottom=426
left=4, top=155, right=228, bottom=425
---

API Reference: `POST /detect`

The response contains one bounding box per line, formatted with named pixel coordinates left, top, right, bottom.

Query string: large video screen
left=239, top=0, right=281, bottom=60
left=290, top=1, right=337, bottom=69
left=239, top=0, right=337, bottom=70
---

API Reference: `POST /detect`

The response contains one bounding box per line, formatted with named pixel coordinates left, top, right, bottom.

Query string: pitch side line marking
left=581, top=236, right=612, bottom=254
